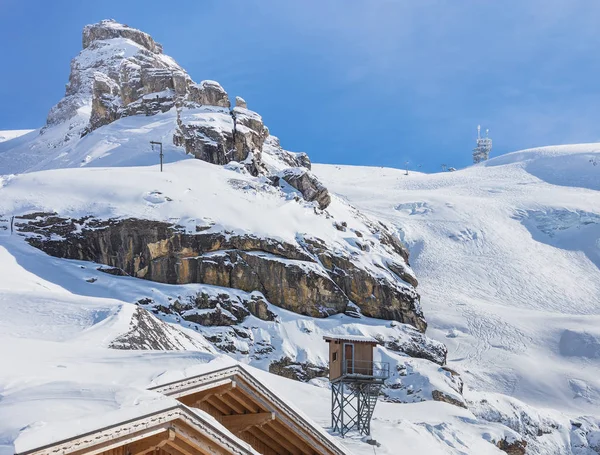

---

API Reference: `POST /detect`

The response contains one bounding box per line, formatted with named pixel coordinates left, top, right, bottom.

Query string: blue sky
left=1, top=1, right=600, bottom=172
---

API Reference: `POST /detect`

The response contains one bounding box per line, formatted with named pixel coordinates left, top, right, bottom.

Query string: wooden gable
left=151, top=366, right=348, bottom=455
left=17, top=406, right=258, bottom=455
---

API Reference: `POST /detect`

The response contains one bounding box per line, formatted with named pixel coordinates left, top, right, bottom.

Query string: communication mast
left=473, top=125, right=492, bottom=164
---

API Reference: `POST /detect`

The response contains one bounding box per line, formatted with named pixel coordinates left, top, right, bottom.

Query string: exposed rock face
left=188, top=81, right=230, bottom=108
left=109, top=307, right=213, bottom=351
left=47, top=19, right=191, bottom=136
left=301, top=235, right=425, bottom=331
left=496, top=438, right=527, bottom=455
left=18, top=214, right=425, bottom=330
left=280, top=169, right=331, bottom=210
left=431, top=390, right=467, bottom=408
left=172, top=104, right=269, bottom=176
left=268, top=357, right=328, bottom=382
left=263, top=135, right=311, bottom=171
left=235, top=96, right=247, bottom=109
left=149, top=292, right=276, bottom=327
left=383, top=324, right=447, bottom=365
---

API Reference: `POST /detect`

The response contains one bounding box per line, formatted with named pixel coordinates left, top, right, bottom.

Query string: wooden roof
left=16, top=405, right=259, bottom=455
left=323, top=335, right=379, bottom=344
left=151, top=365, right=348, bottom=455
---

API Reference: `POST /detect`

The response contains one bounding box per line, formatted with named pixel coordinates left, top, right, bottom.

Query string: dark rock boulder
left=280, top=168, right=331, bottom=210
left=269, top=357, right=328, bottom=382
left=109, top=307, right=211, bottom=351
left=383, top=324, right=447, bottom=365
left=496, top=438, right=527, bottom=455
left=235, top=96, right=247, bottom=109
left=188, top=80, right=230, bottom=108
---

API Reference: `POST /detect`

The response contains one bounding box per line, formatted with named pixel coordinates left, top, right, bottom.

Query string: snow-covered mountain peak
left=44, top=19, right=188, bottom=142
left=82, top=19, right=164, bottom=54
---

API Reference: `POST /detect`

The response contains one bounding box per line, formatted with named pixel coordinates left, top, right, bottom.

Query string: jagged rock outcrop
left=109, top=307, right=213, bottom=351
left=268, top=357, right=328, bottom=382
left=171, top=93, right=269, bottom=176
left=44, top=18, right=328, bottom=201
left=235, top=96, right=247, bottom=109
left=188, top=80, right=230, bottom=107
left=18, top=214, right=425, bottom=330
left=47, top=19, right=191, bottom=136
left=263, top=135, right=311, bottom=171
left=301, top=235, right=424, bottom=330
left=279, top=168, right=331, bottom=210
left=382, top=324, right=447, bottom=364
left=147, top=292, right=276, bottom=327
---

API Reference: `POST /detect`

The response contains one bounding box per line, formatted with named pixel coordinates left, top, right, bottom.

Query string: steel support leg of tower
left=331, top=381, right=382, bottom=437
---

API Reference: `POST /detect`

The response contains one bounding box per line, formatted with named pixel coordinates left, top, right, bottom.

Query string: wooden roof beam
left=246, top=426, right=291, bottom=455
left=206, top=396, right=233, bottom=415
left=125, top=428, right=175, bottom=455
left=220, top=412, right=275, bottom=434
left=268, top=420, right=315, bottom=455
left=172, top=423, right=232, bottom=455
left=215, top=392, right=248, bottom=415
left=184, top=381, right=236, bottom=407
left=166, top=437, right=204, bottom=455
left=257, top=423, right=305, bottom=455
left=161, top=442, right=186, bottom=455
left=226, top=387, right=262, bottom=414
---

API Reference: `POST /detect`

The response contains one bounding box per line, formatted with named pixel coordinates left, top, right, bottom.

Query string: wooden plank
left=160, top=443, right=185, bottom=455
left=67, top=425, right=171, bottom=455
left=166, top=378, right=232, bottom=400
left=206, top=396, right=233, bottom=415
left=259, top=423, right=305, bottom=455
left=238, top=432, right=279, bottom=455
left=165, top=438, right=202, bottom=455
left=233, top=381, right=276, bottom=416
left=269, top=420, right=315, bottom=455
left=219, top=412, right=275, bottom=434
left=247, top=426, right=291, bottom=455
left=171, top=422, right=231, bottom=455
left=125, top=428, right=174, bottom=455
left=194, top=399, right=222, bottom=419
left=225, top=388, right=262, bottom=413
left=215, top=393, right=247, bottom=414
left=182, top=381, right=236, bottom=407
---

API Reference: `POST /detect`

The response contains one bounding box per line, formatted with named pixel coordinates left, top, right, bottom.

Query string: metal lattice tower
left=473, top=125, right=492, bottom=164
left=331, top=377, right=385, bottom=437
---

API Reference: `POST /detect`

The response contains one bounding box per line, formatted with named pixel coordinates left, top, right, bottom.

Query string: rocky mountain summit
left=45, top=19, right=308, bottom=181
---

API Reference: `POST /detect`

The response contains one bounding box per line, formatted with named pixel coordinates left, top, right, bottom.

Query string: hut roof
left=323, top=334, right=379, bottom=344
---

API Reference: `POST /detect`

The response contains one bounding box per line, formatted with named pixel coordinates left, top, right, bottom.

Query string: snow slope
left=0, top=130, right=35, bottom=143
left=314, top=144, right=600, bottom=418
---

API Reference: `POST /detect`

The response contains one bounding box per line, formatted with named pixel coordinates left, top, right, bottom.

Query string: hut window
left=333, top=352, right=338, bottom=362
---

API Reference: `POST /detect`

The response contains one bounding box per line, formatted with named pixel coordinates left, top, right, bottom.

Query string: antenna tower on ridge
left=473, top=125, right=492, bottom=164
